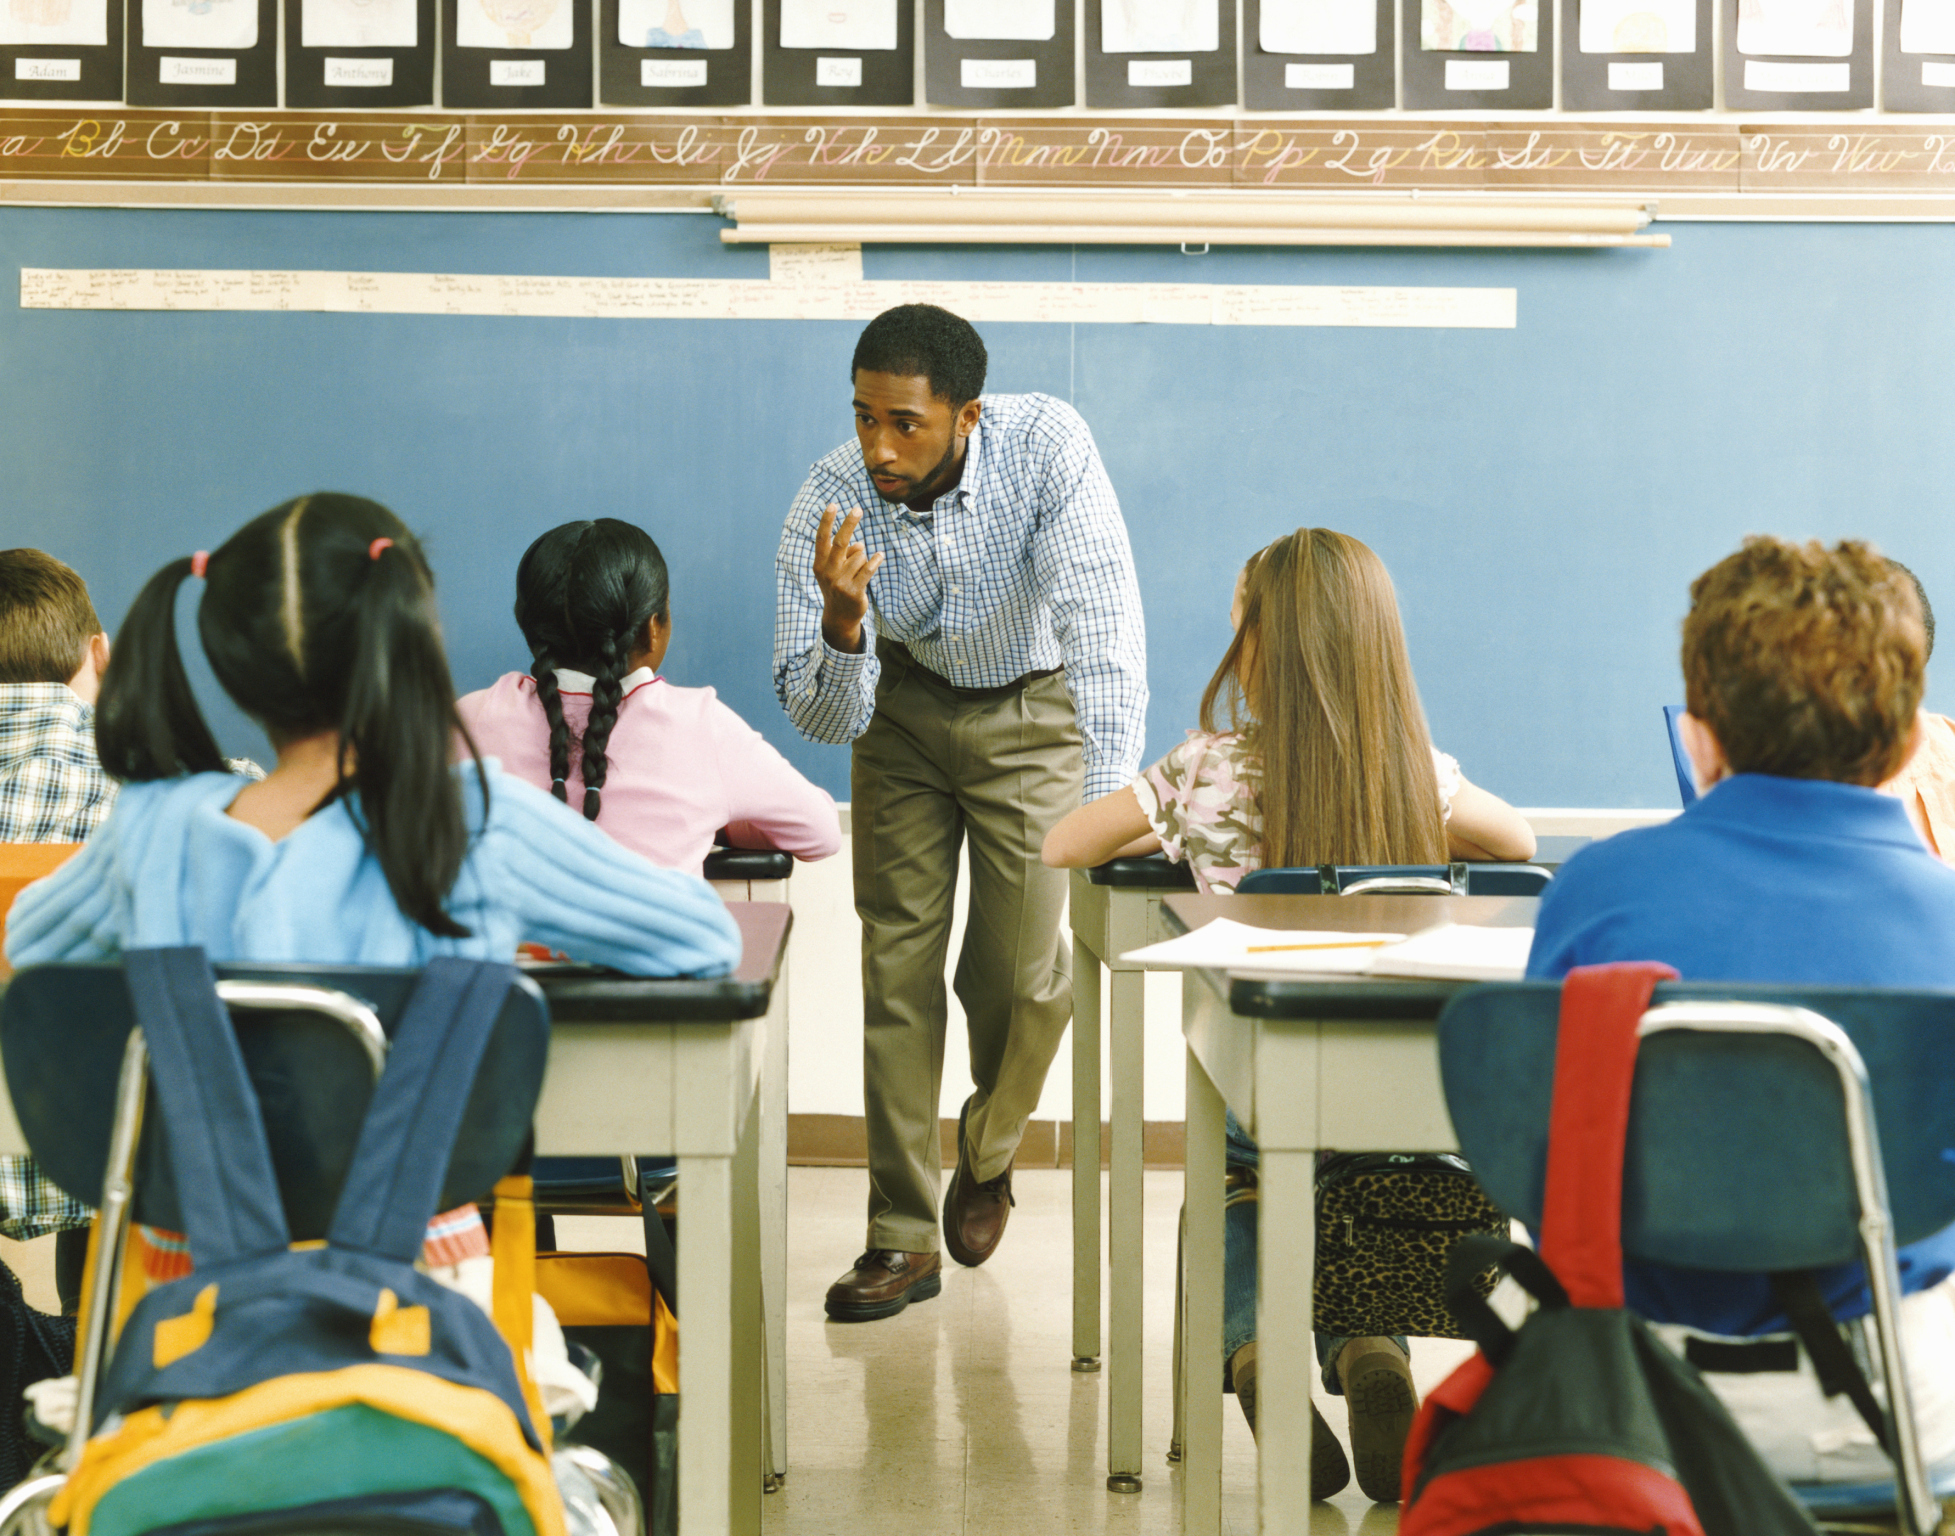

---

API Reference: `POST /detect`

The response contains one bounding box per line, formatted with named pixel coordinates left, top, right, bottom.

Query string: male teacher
left=774, top=304, right=1148, bottom=1322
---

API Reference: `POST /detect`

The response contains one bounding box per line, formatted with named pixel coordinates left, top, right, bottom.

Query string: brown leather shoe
left=943, top=1097, right=1015, bottom=1267
left=823, top=1249, right=942, bottom=1322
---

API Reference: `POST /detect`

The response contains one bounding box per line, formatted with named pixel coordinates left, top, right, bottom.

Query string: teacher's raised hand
left=814, top=503, right=884, bottom=655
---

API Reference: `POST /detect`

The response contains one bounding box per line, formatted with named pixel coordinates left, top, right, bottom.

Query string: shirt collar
left=889, top=407, right=987, bottom=522
left=554, top=666, right=656, bottom=696
left=1689, top=771, right=1926, bottom=850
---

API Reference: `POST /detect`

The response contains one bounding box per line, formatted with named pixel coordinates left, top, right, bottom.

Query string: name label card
left=160, top=56, right=238, bottom=84
left=642, top=57, right=706, bottom=86
left=1744, top=59, right=1849, bottom=90
left=1608, top=60, right=1663, bottom=89
left=490, top=58, right=545, bottom=85
left=1445, top=58, right=1509, bottom=89
left=1285, top=62, right=1355, bottom=88
left=1923, top=60, right=1955, bottom=87
left=14, top=58, right=81, bottom=80
left=1127, top=58, right=1192, bottom=86
left=815, top=56, right=861, bottom=86
left=962, top=57, right=1035, bottom=88
left=324, top=57, right=394, bottom=86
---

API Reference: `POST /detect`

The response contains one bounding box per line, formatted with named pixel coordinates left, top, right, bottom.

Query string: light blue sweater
left=3, top=764, right=742, bottom=975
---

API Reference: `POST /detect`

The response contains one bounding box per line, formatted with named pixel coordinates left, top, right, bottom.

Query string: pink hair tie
left=189, top=551, right=209, bottom=579
left=368, top=537, right=394, bottom=561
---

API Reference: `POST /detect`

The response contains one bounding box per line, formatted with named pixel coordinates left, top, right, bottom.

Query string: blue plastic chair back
left=1663, top=705, right=1701, bottom=808
left=1438, top=981, right=1955, bottom=1269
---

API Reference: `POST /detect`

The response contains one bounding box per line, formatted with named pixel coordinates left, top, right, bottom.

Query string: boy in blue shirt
left=1529, top=534, right=1955, bottom=1482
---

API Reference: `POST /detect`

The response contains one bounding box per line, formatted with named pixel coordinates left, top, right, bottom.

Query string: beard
left=870, top=431, right=963, bottom=505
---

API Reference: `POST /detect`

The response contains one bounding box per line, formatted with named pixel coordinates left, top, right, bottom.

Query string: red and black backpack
left=1399, top=963, right=1823, bottom=1536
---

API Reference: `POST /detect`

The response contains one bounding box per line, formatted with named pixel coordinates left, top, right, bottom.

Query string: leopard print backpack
left=1311, top=1153, right=1510, bottom=1340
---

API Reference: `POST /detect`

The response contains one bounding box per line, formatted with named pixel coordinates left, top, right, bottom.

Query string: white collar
left=553, top=666, right=656, bottom=695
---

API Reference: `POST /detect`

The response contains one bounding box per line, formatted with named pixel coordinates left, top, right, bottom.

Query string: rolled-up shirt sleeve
left=1032, top=423, right=1149, bottom=801
left=773, top=472, right=882, bottom=746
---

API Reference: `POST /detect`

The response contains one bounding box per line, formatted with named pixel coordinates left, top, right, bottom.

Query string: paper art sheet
left=1579, top=0, right=1692, bottom=49
left=617, top=0, right=731, bottom=47
left=1735, top=0, right=1850, bottom=53
left=1261, top=0, right=1376, bottom=53
left=1899, top=0, right=1955, bottom=51
left=302, top=0, right=412, bottom=47
left=1100, top=0, right=1219, bottom=51
left=457, top=0, right=567, bottom=48
left=779, top=0, right=895, bottom=49
left=0, top=0, right=106, bottom=44
left=144, top=0, right=254, bottom=48
left=944, top=0, right=1053, bottom=38
left=1421, top=0, right=1537, bottom=49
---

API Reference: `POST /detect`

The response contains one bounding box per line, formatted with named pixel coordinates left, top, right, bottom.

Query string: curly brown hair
left=1682, top=536, right=1925, bottom=786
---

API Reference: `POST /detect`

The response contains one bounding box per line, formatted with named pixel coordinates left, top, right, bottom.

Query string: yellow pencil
left=1244, top=939, right=1395, bottom=954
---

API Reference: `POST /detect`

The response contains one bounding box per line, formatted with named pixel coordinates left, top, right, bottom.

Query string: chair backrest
left=0, top=961, right=550, bottom=1238
left=0, top=844, right=81, bottom=977
left=1086, top=854, right=1198, bottom=890
left=1235, top=863, right=1551, bottom=898
left=1662, top=705, right=1701, bottom=808
left=1438, top=980, right=1955, bottom=1271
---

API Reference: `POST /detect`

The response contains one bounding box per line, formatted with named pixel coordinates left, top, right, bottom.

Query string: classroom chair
left=1234, top=862, right=1553, bottom=897
left=1663, top=704, right=1702, bottom=807
left=1439, top=980, right=1955, bottom=1535
left=0, top=844, right=81, bottom=980
left=0, top=958, right=608, bottom=1535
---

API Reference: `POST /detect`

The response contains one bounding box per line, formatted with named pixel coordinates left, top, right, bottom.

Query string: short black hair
left=851, top=304, right=987, bottom=407
left=1891, top=560, right=1936, bottom=662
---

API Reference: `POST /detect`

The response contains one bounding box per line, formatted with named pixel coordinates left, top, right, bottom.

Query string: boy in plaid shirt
left=0, top=548, right=113, bottom=1259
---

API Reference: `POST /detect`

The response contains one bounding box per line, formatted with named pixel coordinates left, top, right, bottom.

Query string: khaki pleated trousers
left=852, top=642, right=1083, bottom=1253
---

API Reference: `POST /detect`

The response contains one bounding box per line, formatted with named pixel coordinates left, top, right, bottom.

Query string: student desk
left=1067, top=856, right=1196, bottom=1493
left=1161, top=892, right=1536, bottom=1536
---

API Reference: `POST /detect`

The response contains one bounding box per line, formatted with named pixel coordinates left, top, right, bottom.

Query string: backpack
left=50, top=948, right=565, bottom=1536
left=1399, top=962, right=1823, bottom=1536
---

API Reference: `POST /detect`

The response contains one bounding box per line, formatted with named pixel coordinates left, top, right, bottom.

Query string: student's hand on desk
left=814, top=503, right=883, bottom=655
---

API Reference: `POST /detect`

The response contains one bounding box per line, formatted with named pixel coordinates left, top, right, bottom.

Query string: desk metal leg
left=1072, top=947, right=1102, bottom=1373
left=1181, top=1037, right=1225, bottom=1536
left=760, top=981, right=789, bottom=1488
left=676, top=1106, right=764, bottom=1536
left=1107, top=967, right=1146, bottom=1492
left=1257, top=1147, right=1314, bottom=1536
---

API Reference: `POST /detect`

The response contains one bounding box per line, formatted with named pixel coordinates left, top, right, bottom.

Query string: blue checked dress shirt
left=773, top=392, right=1148, bottom=801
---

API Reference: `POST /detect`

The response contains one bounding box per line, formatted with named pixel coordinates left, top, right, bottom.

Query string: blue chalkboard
left=1, top=207, right=1950, bottom=809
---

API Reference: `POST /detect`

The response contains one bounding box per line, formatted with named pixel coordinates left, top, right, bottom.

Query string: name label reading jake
left=490, top=58, right=545, bottom=85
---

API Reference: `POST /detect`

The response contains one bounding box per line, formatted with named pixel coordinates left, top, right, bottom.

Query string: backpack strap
left=327, top=959, right=518, bottom=1263
left=1769, top=1269, right=1892, bottom=1452
left=124, top=948, right=291, bottom=1265
left=1538, top=962, right=1678, bottom=1309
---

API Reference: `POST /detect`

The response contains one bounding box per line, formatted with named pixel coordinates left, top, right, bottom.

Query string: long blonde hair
left=1199, top=529, right=1447, bottom=869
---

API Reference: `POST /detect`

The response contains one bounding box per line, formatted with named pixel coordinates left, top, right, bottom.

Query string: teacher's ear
left=1678, top=711, right=1731, bottom=795
left=956, top=397, right=983, bottom=442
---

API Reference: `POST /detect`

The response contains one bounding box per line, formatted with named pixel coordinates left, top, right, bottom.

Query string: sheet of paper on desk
left=1121, top=918, right=1406, bottom=973
left=1364, top=924, right=1535, bottom=980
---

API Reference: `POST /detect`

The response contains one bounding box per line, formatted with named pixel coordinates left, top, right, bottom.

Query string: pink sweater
left=457, top=670, right=841, bottom=875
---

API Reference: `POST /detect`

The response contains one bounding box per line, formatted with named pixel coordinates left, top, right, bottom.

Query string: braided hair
left=512, top=519, right=670, bottom=821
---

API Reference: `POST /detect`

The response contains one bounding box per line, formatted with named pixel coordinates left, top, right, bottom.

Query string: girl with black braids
left=459, top=518, right=839, bottom=875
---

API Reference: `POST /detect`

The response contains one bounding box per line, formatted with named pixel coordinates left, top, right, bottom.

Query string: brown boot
left=823, top=1249, right=942, bottom=1322
left=1230, top=1341, right=1349, bottom=1499
left=943, top=1097, right=1015, bottom=1267
left=1339, top=1338, right=1419, bottom=1502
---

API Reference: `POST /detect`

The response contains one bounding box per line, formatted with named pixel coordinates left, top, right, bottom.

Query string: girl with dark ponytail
left=459, top=518, right=840, bottom=875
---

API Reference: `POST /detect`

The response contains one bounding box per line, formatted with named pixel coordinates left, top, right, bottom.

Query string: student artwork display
left=1100, top=0, right=1218, bottom=50
left=1736, top=0, right=1850, bottom=53
left=1899, top=0, right=1955, bottom=48
left=1722, top=0, right=1869, bottom=109
left=301, top=0, right=411, bottom=47
left=0, top=0, right=105, bottom=45
left=617, top=0, right=729, bottom=46
left=944, top=0, right=1051, bottom=37
left=1580, top=0, right=1694, bottom=49
left=144, top=0, right=254, bottom=48
left=1422, top=0, right=1538, bottom=50
left=1260, top=0, right=1376, bottom=51
left=779, top=0, right=894, bottom=49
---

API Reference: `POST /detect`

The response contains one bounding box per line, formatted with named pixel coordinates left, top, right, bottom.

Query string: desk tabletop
left=1162, top=893, right=1539, bottom=1021
left=536, top=902, right=793, bottom=1024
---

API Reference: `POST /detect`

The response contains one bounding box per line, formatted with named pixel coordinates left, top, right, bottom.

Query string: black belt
left=880, top=641, right=1061, bottom=701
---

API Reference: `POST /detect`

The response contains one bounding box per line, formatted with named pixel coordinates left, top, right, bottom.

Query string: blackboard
left=2, top=207, right=1951, bottom=810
